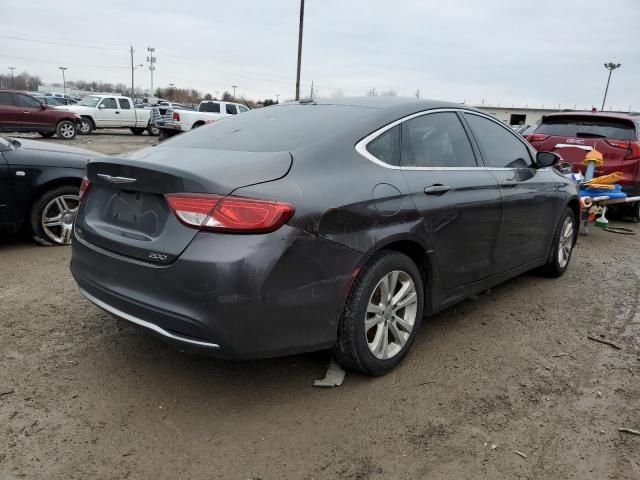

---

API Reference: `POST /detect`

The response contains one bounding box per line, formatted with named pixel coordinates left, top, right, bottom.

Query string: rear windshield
left=163, top=104, right=374, bottom=152
left=199, top=102, right=220, bottom=113
left=536, top=116, right=636, bottom=141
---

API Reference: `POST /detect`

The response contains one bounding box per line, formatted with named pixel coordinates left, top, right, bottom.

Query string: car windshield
left=536, top=116, right=636, bottom=141
left=76, top=96, right=101, bottom=107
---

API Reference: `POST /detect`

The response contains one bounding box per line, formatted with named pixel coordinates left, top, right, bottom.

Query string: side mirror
left=98, top=104, right=106, bottom=109
left=536, top=151, right=561, bottom=168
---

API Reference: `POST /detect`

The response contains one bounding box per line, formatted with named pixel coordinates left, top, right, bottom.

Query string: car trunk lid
left=528, top=115, right=639, bottom=183
left=75, top=147, right=292, bottom=264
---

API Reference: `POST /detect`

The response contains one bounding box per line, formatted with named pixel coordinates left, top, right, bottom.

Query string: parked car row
left=153, top=100, right=250, bottom=140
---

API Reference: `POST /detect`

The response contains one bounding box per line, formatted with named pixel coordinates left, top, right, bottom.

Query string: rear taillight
left=172, top=112, right=181, bottom=121
left=79, top=176, right=91, bottom=201
left=527, top=134, right=550, bottom=142
left=606, top=139, right=640, bottom=160
left=165, top=193, right=294, bottom=233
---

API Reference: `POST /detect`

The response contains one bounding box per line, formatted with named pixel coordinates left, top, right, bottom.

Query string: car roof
left=543, top=110, right=639, bottom=121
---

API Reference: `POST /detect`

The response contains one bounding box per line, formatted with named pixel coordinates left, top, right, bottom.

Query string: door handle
left=424, top=184, right=451, bottom=195
left=115, top=111, right=120, bottom=114
left=501, top=180, right=518, bottom=188
left=23, top=111, right=30, bottom=114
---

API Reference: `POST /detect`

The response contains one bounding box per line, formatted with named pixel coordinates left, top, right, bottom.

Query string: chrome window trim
left=355, top=107, right=534, bottom=171
left=79, top=288, right=221, bottom=349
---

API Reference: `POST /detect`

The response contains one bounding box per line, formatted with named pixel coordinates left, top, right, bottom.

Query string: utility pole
left=601, top=62, right=621, bottom=111
left=58, top=66, right=68, bottom=94
left=147, top=47, right=156, bottom=95
left=415, top=88, right=420, bottom=99
left=295, top=0, right=305, bottom=101
left=8, top=67, right=15, bottom=88
left=232, top=85, right=238, bottom=100
left=275, top=94, right=280, bottom=104
left=309, top=80, right=314, bottom=99
left=169, top=83, right=175, bottom=100
left=129, top=46, right=135, bottom=99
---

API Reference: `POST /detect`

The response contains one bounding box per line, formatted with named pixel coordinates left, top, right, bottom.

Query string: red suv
left=528, top=111, right=640, bottom=218
left=0, top=90, right=82, bottom=140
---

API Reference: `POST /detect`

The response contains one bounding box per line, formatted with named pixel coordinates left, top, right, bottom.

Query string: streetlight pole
left=601, top=62, right=621, bottom=111
left=8, top=67, right=15, bottom=88
left=275, top=94, right=280, bottom=104
left=169, top=83, right=175, bottom=100
left=58, top=67, right=68, bottom=94
left=232, top=85, right=238, bottom=100
left=295, top=0, right=305, bottom=101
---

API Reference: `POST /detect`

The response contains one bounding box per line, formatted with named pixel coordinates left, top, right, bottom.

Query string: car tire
left=334, top=251, right=424, bottom=376
left=539, top=207, right=576, bottom=277
left=79, top=117, right=93, bottom=134
left=56, top=120, right=77, bottom=140
left=30, top=185, right=80, bottom=246
left=38, top=132, right=55, bottom=138
left=147, top=124, right=160, bottom=136
left=130, top=127, right=145, bottom=135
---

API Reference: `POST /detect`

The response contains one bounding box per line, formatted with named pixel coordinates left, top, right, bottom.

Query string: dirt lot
left=1, top=133, right=639, bottom=479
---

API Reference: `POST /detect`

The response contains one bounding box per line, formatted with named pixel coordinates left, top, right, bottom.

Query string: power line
left=0, top=54, right=129, bottom=69
left=0, top=34, right=125, bottom=51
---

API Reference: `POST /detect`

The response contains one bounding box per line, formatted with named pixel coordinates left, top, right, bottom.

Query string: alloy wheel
left=558, top=216, right=573, bottom=268
left=365, top=270, right=418, bottom=360
left=79, top=119, right=92, bottom=134
left=41, top=194, right=80, bottom=244
left=59, top=123, right=76, bottom=139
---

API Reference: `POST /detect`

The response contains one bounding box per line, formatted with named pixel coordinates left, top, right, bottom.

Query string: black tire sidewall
left=30, top=185, right=79, bottom=246
left=546, top=208, right=575, bottom=276
left=344, top=252, right=424, bottom=375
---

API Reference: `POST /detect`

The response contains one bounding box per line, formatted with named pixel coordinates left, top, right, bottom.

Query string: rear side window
left=118, top=98, right=131, bottom=109
left=238, top=105, right=249, bottom=113
left=367, top=125, right=401, bottom=166
left=226, top=104, right=238, bottom=114
left=0, top=92, right=14, bottom=106
left=16, top=94, right=42, bottom=109
left=200, top=102, right=220, bottom=113
left=464, top=113, right=532, bottom=168
left=401, top=112, right=476, bottom=168
left=536, top=116, right=636, bottom=141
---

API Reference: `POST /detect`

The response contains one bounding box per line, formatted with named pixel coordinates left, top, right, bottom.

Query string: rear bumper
left=70, top=225, right=364, bottom=359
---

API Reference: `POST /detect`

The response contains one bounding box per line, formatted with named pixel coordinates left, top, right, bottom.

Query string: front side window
left=100, top=98, right=117, bottom=109
left=401, top=112, right=476, bottom=168
left=118, top=98, right=131, bottom=109
left=464, top=113, right=532, bottom=168
left=0, top=92, right=14, bottom=106
left=366, top=125, right=401, bottom=166
left=226, top=104, right=238, bottom=114
left=16, top=94, right=42, bottom=109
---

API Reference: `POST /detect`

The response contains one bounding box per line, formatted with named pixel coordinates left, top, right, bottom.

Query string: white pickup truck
left=153, top=100, right=249, bottom=140
left=68, top=95, right=159, bottom=135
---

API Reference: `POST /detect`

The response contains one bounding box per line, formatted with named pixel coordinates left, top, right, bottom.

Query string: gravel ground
left=1, top=132, right=639, bottom=479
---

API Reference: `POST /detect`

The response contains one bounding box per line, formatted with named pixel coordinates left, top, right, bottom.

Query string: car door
left=13, top=93, right=48, bottom=130
left=463, top=112, right=560, bottom=272
left=399, top=110, right=502, bottom=289
left=117, top=98, right=136, bottom=126
left=0, top=92, right=20, bottom=130
left=0, top=147, right=12, bottom=225
left=95, top=97, right=119, bottom=127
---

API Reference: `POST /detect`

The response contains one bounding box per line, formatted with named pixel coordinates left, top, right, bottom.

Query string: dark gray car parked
left=70, top=97, right=579, bottom=375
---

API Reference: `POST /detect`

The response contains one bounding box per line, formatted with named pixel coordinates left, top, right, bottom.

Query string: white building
left=474, top=106, right=563, bottom=127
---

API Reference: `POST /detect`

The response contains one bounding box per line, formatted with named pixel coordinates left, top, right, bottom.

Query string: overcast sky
left=1, top=0, right=638, bottom=109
